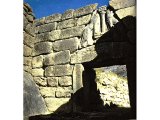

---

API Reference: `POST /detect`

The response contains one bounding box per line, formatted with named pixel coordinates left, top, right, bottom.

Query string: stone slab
left=24, top=32, right=35, bottom=48
left=32, top=68, right=44, bottom=77
left=77, top=14, right=92, bottom=26
left=45, top=14, right=62, bottom=23
left=57, top=19, right=76, bottom=29
left=62, top=9, right=74, bottom=20
left=38, top=22, right=57, bottom=33
left=48, top=30, right=61, bottom=41
left=39, top=87, right=56, bottom=97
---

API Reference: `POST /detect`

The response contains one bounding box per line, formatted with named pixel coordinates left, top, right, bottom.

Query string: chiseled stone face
left=77, top=14, right=91, bottom=26
left=55, top=91, right=71, bottom=98
left=48, top=30, right=61, bottom=41
left=38, top=22, right=57, bottom=33
left=47, top=77, right=58, bottom=87
left=62, top=9, right=74, bottom=20
left=57, top=19, right=76, bottom=29
left=58, top=76, right=72, bottom=87
left=45, top=13, right=62, bottom=23
left=32, top=68, right=44, bottom=77
left=32, top=55, right=43, bottom=68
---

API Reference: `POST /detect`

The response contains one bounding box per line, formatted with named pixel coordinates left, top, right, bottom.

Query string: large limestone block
left=74, top=4, right=98, bottom=17
left=24, top=66, right=32, bottom=73
left=45, top=13, right=62, bottom=23
left=77, top=14, right=91, bottom=26
left=38, top=22, right=57, bottom=33
left=32, top=68, right=44, bottom=77
left=92, top=13, right=101, bottom=38
left=45, top=64, right=73, bottom=77
left=47, top=77, right=58, bottom=87
left=48, top=30, right=61, bottom=41
left=58, top=76, right=72, bottom=87
left=32, top=55, right=43, bottom=68
left=39, top=87, right=56, bottom=97
left=24, top=57, right=32, bottom=66
left=62, top=9, right=74, bottom=20
left=109, top=0, right=135, bottom=10
left=32, top=42, right=52, bottom=56
left=24, top=45, right=32, bottom=57
left=35, top=32, right=49, bottom=43
left=60, top=25, right=85, bottom=39
left=52, top=37, right=80, bottom=53
left=71, top=45, right=97, bottom=64
left=57, top=19, right=76, bottom=29
left=116, top=6, right=136, bottom=19
left=25, top=23, right=35, bottom=36
left=44, top=50, right=70, bottom=66
left=34, top=17, right=45, bottom=27
left=55, top=91, right=71, bottom=98
left=44, top=98, right=70, bottom=112
left=24, top=32, right=35, bottom=48
left=33, top=77, right=47, bottom=86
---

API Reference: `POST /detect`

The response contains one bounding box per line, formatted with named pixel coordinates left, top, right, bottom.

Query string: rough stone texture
left=39, top=87, right=56, bottom=97
left=24, top=66, right=32, bottom=73
left=74, top=4, right=98, bottom=17
left=55, top=91, right=71, bottom=98
left=34, top=77, right=47, bottom=86
left=45, top=14, right=62, bottom=23
left=24, top=32, right=35, bottom=48
left=77, top=14, right=92, bottom=26
left=44, top=98, right=70, bottom=112
left=32, top=55, right=43, bottom=68
left=45, top=64, right=73, bottom=77
left=24, top=71, right=48, bottom=117
left=71, top=45, right=97, bottom=64
left=58, top=76, right=72, bottom=87
left=38, top=22, right=57, bottom=33
left=44, top=50, right=70, bottom=66
left=24, top=45, right=32, bottom=57
left=60, top=25, right=85, bottom=39
left=24, top=57, right=32, bottom=66
left=52, top=37, right=80, bottom=53
left=32, top=42, right=52, bottom=56
left=109, top=0, right=135, bottom=10
left=73, top=64, right=84, bottom=93
left=48, top=30, right=61, bottom=41
left=35, top=32, right=49, bottom=43
left=34, top=17, right=45, bottom=27
left=116, top=6, right=136, bottom=19
left=47, top=77, right=58, bottom=87
left=92, top=13, right=101, bottom=38
left=32, top=68, right=44, bottom=77
left=25, top=23, right=35, bottom=36
left=62, top=9, right=74, bottom=20
left=57, top=19, right=76, bottom=29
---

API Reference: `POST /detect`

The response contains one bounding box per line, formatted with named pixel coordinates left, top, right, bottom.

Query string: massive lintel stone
left=38, top=22, right=57, bottom=33
left=77, top=14, right=91, bottom=26
left=62, top=9, right=74, bottom=20
left=44, top=50, right=70, bottom=66
left=24, top=45, right=32, bottom=57
left=32, top=42, right=52, bottom=56
left=45, top=64, right=73, bottom=77
left=24, top=32, right=35, bottom=48
left=109, top=0, right=135, bottom=10
left=74, top=3, right=98, bottom=17
left=32, top=55, right=43, bottom=68
left=39, top=87, right=56, bottom=97
left=45, top=13, right=62, bottom=23
left=71, top=45, right=97, bottom=64
left=58, top=76, right=72, bottom=87
left=116, top=6, right=136, bottom=19
left=52, top=37, right=80, bottom=53
left=57, top=18, right=76, bottom=29
left=35, top=32, right=49, bottom=43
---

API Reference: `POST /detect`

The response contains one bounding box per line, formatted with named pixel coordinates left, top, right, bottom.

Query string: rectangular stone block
left=39, top=87, right=56, bottom=97
left=33, top=77, right=47, bottom=86
left=52, top=37, right=80, bottom=53
left=77, top=14, right=91, bottom=26
left=62, top=9, right=74, bottom=20
left=45, top=64, right=73, bottom=77
left=32, top=68, right=44, bottom=77
left=48, top=30, right=61, bottom=41
left=24, top=32, right=35, bottom=48
left=24, top=45, right=32, bottom=57
left=38, top=22, right=57, bottom=33
left=32, top=55, right=43, bottom=68
left=58, top=76, right=72, bottom=87
left=44, top=50, right=70, bottom=66
left=45, top=13, right=62, bottom=23
left=35, top=32, right=49, bottom=43
left=24, top=66, right=32, bottom=73
left=57, top=19, right=76, bottom=29
left=24, top=57, right=32, bottom=66
left=32, top=42, right=52, bottom=56
left=74, top=4, right=98, bottom=17
left=47, top=77, right=58, bottom=87
left=55, top=91, right=71, bottom=98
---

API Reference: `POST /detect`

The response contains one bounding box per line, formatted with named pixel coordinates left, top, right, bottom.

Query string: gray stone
left=45, top=14, right=62, bottom=23
left=71, top=45, right=97, bottom=64
left=55, top=91, right=71, bottom=98
left=57, top=19, right=76, bottom=29
left=26, top=14, right=34, bottom=22
left=25, top=23, right=35, bottom=36
left=32, top=55, right=43, bottom=68
left=24, top=57, right=32, bottom=66
left=77, top=14, right=91, bottom=26
left=39, top=87, right=56, bottom=97
left=44, top=50, right=70, bottom=66
left=34, top=17, right=45, bottom=27
left=47, top=77, right=58, bottom=87
left=24, top=66, right=32, bottom=74
left=23, top=16, right=28, bottom=29
left=58, top=76, right=72, bottom=87
left=45, top=64, right=73, bottom=77
left=38, top=22, right=57, bottom=33
left=109, top=0, right=135, bottom=10
left=24, top=45, right=32, bottom=57
left=74, top=4, right=98, bottom=17
left=92, top=13, right=101, bottom=38
left=35, top=32, right=49, bottom=43
left=48, top=30, right=61, bottom=41
left=33, top=77, right=47, bottom=86
left=62, top=9, right=74, bottom=20
left=52, top=37, right=80, bottom=53
left=23, top=71, right=48, bottom=116
left=24, top=32, right=35, bottom=48
left=32, top=68, right=44, bottom=77
left=32, top=42, right=52, bottom=56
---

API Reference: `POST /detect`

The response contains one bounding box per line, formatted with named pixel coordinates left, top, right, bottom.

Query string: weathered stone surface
left=44, top=98, right=70, bottom=112
left=62, top=9, right=74, bottom=20
left=52, top=37, right=80, bottom=53
left=38, top=22, right=57, bottom=33
left=73, top=64, right=84, bottom=93
left=57, top=19, right=76, bottom=29
left=25, top=23, right=35, bottom=36
left=45, top=14, right=62, bottom=23
left=24, top=32, right=35, bottom=48
left=74, top=4, right=98, bottom=17
left=39, top=87, right=56, bottom=97
left=71, top=45, right=97, bottom=64
left=116, top=6, right=136, bottom=19
left=44, top=50, right=70, bottom=66
left=48, top=30, right=61, bottom=41
left=77, top=14, right=91, bottom=26
left=92, top=13, right=101, bottom=38
left=34, top=17, right=45, bottom=27
left=26, top=14, right=34, bottom=22
left=45, top=64, right=73, bottom=77
left=35, top=32, right=49, bottom=43
left=47, top=77, right=58, bottom=87
left=24, top=57, right=32, bottom=66
left=109, top=0, right=135, bottom=10
left=55, top=91, right=71, bottom=98
left=32, top=68, right=44, bottom=77
left=24, top=45, right=32, bottom=57
left=60, top=25, right=85, bottom=39
left=58, top=76, right=72, bottom=87
left=33, top=77, right=47, bottom=86
left=23, top=16, right=28, bottom=29
left=32, top=42, right=52, bottom=56
left=24, top=66, right=32, bottom=73
left=24, top=71, right=48, bottom=116
left=32, top=55, right=43, bottom=68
